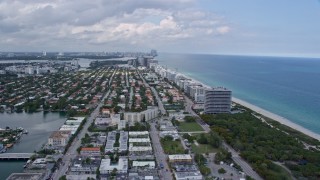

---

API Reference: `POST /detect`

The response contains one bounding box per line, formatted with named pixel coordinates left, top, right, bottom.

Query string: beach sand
left=162, top=67, right=320, bottom=141
left=232, top=97, right=320, bottom=141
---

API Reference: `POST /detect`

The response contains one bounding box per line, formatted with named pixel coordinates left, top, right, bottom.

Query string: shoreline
left=167, top=68, right=320, bottom=141
left=232, top=97, right=320, bottom=141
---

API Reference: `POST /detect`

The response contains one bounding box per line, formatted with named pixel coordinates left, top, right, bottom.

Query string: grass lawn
left=161, top=139, right=185, bottom=154
left=191, top=143, right=218, bottom=154
left=178, top=122, right=204, bottom=132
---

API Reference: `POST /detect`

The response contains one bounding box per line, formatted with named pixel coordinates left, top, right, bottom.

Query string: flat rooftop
left=6, top=173, right=43, bottom=180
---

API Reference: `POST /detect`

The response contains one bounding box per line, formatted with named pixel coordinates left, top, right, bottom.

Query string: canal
left=0, top=112, right=66, bottom=179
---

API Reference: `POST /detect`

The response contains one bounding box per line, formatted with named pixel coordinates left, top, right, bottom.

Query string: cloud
left=216, top=26, right=231, bottom=35
left=0, top=0, right=231, bottom=52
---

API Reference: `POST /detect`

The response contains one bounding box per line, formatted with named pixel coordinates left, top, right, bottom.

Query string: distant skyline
left=0, top=0, right=319, bottom=57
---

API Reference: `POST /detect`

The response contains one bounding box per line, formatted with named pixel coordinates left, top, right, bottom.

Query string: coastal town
left=1, top=51, right=320, bottom=180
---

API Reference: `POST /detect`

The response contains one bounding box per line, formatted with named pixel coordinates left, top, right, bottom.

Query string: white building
left=124, top=112, right=143, bottom=125
left=128, top=131, right=152, bottom=153
left=132, top=161, right=155, bottom=169
left=99, top=157, right=128, bottom=174
left=65, top=117, right=85, bottom=125
left=174, top=171, right=203, bottom=180
left=95, top=117, right=110, bottom=126
left=143, top=106, right=158, bottom=121
left=105, top=131, right=128, bottom=153
left=159, top=130, right=180, bottom=140
left=118, top=120, right=127, bottom=130
left=124, top=106, right=158, bottom=125
left=59, top=125, right=79, bottom=134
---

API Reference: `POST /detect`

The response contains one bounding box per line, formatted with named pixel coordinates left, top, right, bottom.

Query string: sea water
left=158, top=53, right=320, bottom=135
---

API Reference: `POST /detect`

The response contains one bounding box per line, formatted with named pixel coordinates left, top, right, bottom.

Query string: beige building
left=168, top=154, right=193, bottom=163
left=48, top=130, right=71, bottom=147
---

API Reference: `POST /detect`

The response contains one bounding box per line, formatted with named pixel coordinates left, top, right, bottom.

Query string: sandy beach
left=232, top=97, right=320, bottom=141
left=165, top=67, right=320, bottom=141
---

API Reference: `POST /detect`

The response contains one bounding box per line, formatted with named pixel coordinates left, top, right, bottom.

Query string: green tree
left=59, top=175, right=67, bottom=180
left=218, top=168, right=226, bottom=174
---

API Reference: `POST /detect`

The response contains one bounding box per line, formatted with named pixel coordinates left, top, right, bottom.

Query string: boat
left=23, top=160, right=31, bottom=168
left=0, top=144, right=6, bottom=153
left=6, top=143, right=13, bottom=148
left=23, top=130, right=29, bottom=134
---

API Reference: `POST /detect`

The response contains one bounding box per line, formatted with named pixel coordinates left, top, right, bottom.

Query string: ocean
left=157, top=53, right=320, bottom=135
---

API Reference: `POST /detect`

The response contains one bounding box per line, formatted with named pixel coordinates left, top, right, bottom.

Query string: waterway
left=0, top=112, right=66, bottom=179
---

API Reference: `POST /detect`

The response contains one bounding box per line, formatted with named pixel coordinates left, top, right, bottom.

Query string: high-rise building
left=150, top=49, right=157, bottom=57
left=204, top=87, right=232, bottom=114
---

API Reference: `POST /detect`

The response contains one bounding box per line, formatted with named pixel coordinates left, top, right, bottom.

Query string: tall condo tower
left=204, top=87, right=232, bottom=114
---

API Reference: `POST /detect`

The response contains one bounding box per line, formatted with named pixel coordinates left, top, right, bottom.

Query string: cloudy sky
left=0, top=0, right=319, bottom=57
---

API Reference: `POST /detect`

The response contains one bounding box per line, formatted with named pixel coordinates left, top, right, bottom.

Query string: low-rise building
left=132, top=161, right=155, bottom=169
left=99, top=156, right=128, bottom=174
left=174, top=171, right=203, bottom=180
left=48, top=130, right=71, bottom=147
left=95, top=117, right=110, bottom=126
left=105, top=131, right=116, bottom=153
left=119, top=131, right=128, bottom=153
left=159, top=130, right=180, bottom=140
left=80, top=147, right=101, bottom=156
left=59, top=125, right=79, bottom=134
left=168, top=154, right=192, bottom=164
left=105, top=131, right=128, bottom=153
left=70, top=156, right=100, bottom=174
left=65, top=117, right=85, bottom=125
left=118, top=120, right=126, bottom=130
left=6, top=173, right=43, bottom=180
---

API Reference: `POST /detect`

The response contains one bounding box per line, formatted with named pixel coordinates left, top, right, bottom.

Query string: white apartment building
left=99, top=157, right=128, bottom=174
left=124, top=106, right=158, bottom=124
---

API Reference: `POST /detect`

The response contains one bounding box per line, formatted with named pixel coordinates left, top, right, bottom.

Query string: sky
left=0, top=0, right=319, bottom=57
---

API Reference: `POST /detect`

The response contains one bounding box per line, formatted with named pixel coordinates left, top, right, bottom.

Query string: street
left=150, top=122, right=173, bottom=180
left=52, top=68, right=117, bottom=179
left=184, top=94, right=263, bottom=180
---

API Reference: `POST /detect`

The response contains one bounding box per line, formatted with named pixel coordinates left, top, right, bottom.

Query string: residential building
left=159, top=131, right=180, bottom=140
left=95, top=117, right=110, bottom=126
left=118, top=120, right=126, bottom=130
left=119, top=131, right=129, bottom=152
left=99, top=156, right=128, bottom=174
left=6, top=173, right=43, bottom=180
left=80, top=147, right=101, bottom=156
left=168, top=154, right=193, bottom=163
left=174, top=171, right=203, bottom=180
left=105, top=131, right=128, bottom=153
left=105, top=131, right=116, bottom=153
left=65, top=117, right=85, bottom=125
left=143, top=106, right=158, bottom=121
left=204, top=87, right=232, bottom=114
left=132, top=161, right=155, bottom=169
left=48, top=130, right=71, bottom=147
left=124, top=106, right=158, bottom=124
left=59, top=125, right=79, bottom=134
left=70, top=156, right=100, bottom=174
left=124, top=112, right=143, bottom=125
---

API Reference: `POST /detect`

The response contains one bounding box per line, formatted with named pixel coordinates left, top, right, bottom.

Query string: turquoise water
left=158, top=53, right=320, bottom=135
